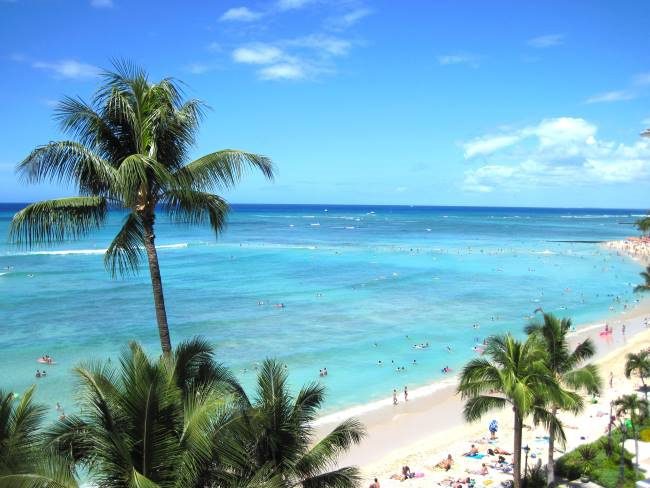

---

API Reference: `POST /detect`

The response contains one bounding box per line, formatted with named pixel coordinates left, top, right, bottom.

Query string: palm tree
left=43, top=338, right=272, bottom=487
left=634, top=266, right=650, bottom=293
left=0, top=387, right=78, bottom=488
left=525, top=314, right=601, bottom=485
left=9, top=62, right=274, bottom=354
left=230, top=359, right=365, bottom=487
left=625, top=351, right=650, bottom=400
left=457, top=334, right=568, bottom=488
left=614, top=394, right=649, bottom=471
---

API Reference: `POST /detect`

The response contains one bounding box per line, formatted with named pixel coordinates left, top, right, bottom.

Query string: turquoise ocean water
left=0, top=204, right=645, bottom=417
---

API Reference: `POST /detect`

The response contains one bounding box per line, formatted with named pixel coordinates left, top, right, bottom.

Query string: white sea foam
left=9, top=243, right=189, bottom=257
left=313, top=376, right=458, bottom=427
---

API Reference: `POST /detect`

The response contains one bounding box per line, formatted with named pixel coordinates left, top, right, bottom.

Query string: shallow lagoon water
left=0, top=204, right=644, bottom=416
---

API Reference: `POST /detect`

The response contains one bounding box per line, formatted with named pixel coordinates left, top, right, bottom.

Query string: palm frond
left=177, top=149, right=274, bottom=191
left=17, top=141, right=116, bottom=196
left=463, top=395, right=508, bottom=423
left=161, top=189, right=229, bottom=236
left=9, top=197, right=107, bottom=247
left=104, top=213, right=145, bottom=277
left=301, top=465, right=362, bottom=488
left=296, top=418, right=365, bottom=478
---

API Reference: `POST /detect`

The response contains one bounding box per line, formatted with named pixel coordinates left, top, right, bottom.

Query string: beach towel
left=466, top=453, right=486, bottom=459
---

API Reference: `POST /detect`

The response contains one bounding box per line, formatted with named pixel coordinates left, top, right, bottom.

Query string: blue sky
left=1, top=0, right=649, bottom=208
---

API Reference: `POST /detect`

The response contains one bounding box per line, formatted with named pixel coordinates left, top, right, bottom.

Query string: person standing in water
left=393, top=389, right=398, bottom=405
left=404, top=386, right=408, bottom=402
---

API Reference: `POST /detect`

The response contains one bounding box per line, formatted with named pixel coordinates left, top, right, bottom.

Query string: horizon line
left=0, top=201, right=648, bottom=212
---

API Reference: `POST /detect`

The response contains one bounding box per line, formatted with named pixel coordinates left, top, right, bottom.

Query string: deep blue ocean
left=0, top=203, right=645, bottom=416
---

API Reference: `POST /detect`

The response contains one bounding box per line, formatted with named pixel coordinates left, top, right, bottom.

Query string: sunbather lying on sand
left=463, top=444, right=479, bottom=456
left=466, top=463, right=489, bottom=476
left=486, top=447, right=511, bottom=455
left=435, top=454, right=454, bottom=471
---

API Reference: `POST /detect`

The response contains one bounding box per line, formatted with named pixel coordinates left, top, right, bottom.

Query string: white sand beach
left=313, top=238, right=650, bottom=487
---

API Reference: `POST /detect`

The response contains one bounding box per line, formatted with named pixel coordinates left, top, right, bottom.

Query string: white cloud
left=527, top=34, right=564, bottom=48
left=287, top=35, right=351, bottom=56
left=220, top=6, right=262, bottom=22
left=233, top=45, right=285, bottom=64
left=90, top=0, right=113, bottom=8
left=437, top=54, right=479, bottom=67
left=462, top=117, right=650, bottom=192
left=585, top=72, right=650, bottom=104
left=585, top=90, right=635, bottom=104
left=32, top=59, right=101, bottom=79
left=259, top=63, right=306, bottom=80
left=185, top=63, right=212, bottom=75
left=232, top=34, right=353, bottom=81
left=277, top=0, right=313, bottom=11
left=464, top=117, right=598, bottom=158
left=334, top=8, right=371, bottom=28
left=395, top=186, right=408, bottom=193
left=464, top=135, right=522, bottom=158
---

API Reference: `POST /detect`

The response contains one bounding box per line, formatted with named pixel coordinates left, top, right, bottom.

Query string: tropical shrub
left=555, top=431, right=640, bottom=488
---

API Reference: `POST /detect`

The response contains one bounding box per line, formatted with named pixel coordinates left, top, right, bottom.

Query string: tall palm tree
left=457, top=334, right=571, bottom=488
left=42, top=338, right=272, bottom=487
left=9, top=62, right=274, bottom=354
left=525, top=314, right=601, bottom=486
left=229, top=359, right=365, bottom=487
left=625, top=351, right=650, bottom=400
left=614, top=394, right=649, bottom=471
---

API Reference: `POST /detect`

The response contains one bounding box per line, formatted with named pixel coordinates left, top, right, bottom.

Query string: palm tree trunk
left=547, top=406, right=557, bottom=486
left=142, top=214, right=172, bottom=354
left=634, top=422, right=640, bottom=471
left=513, top=410, right=523, bottom=488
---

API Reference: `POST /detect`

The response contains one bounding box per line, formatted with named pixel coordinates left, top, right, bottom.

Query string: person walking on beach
left=488, top=419, right=498, bottom=439
left=404, top=385, right=408, bottom=402
left=393, top=389, right=398, bottom=405
left=609, top=371, right=614, bottom=389
left=369, top=478, right=380, bottom=488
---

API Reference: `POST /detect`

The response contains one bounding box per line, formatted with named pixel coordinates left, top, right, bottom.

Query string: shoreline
left=310, top=238, right=650, bottom=478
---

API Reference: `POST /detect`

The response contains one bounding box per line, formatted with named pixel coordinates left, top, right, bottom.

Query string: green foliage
left=634, top=266, right=650, bottom=294
left=522, top=463, right=546, bottom=488
left=0, top=342, right=363, bottom=488
left=227, top=359, right=366, bottom=487
left=555, top=431, right=641, bottom=488
left=0, top=387, right=48, bottom=475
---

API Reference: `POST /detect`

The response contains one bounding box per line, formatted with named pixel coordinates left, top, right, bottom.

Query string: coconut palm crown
left=524, top=313, right=601, bottom=485
left=42, top=338, right=269, bottom=488
left=457, top=333, right=578, bottom=488
left=9, top=62, right=274, bottom=354
left=624, top=351, right=650, bottom=400
left=229, top=359, right=365, bottom=488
